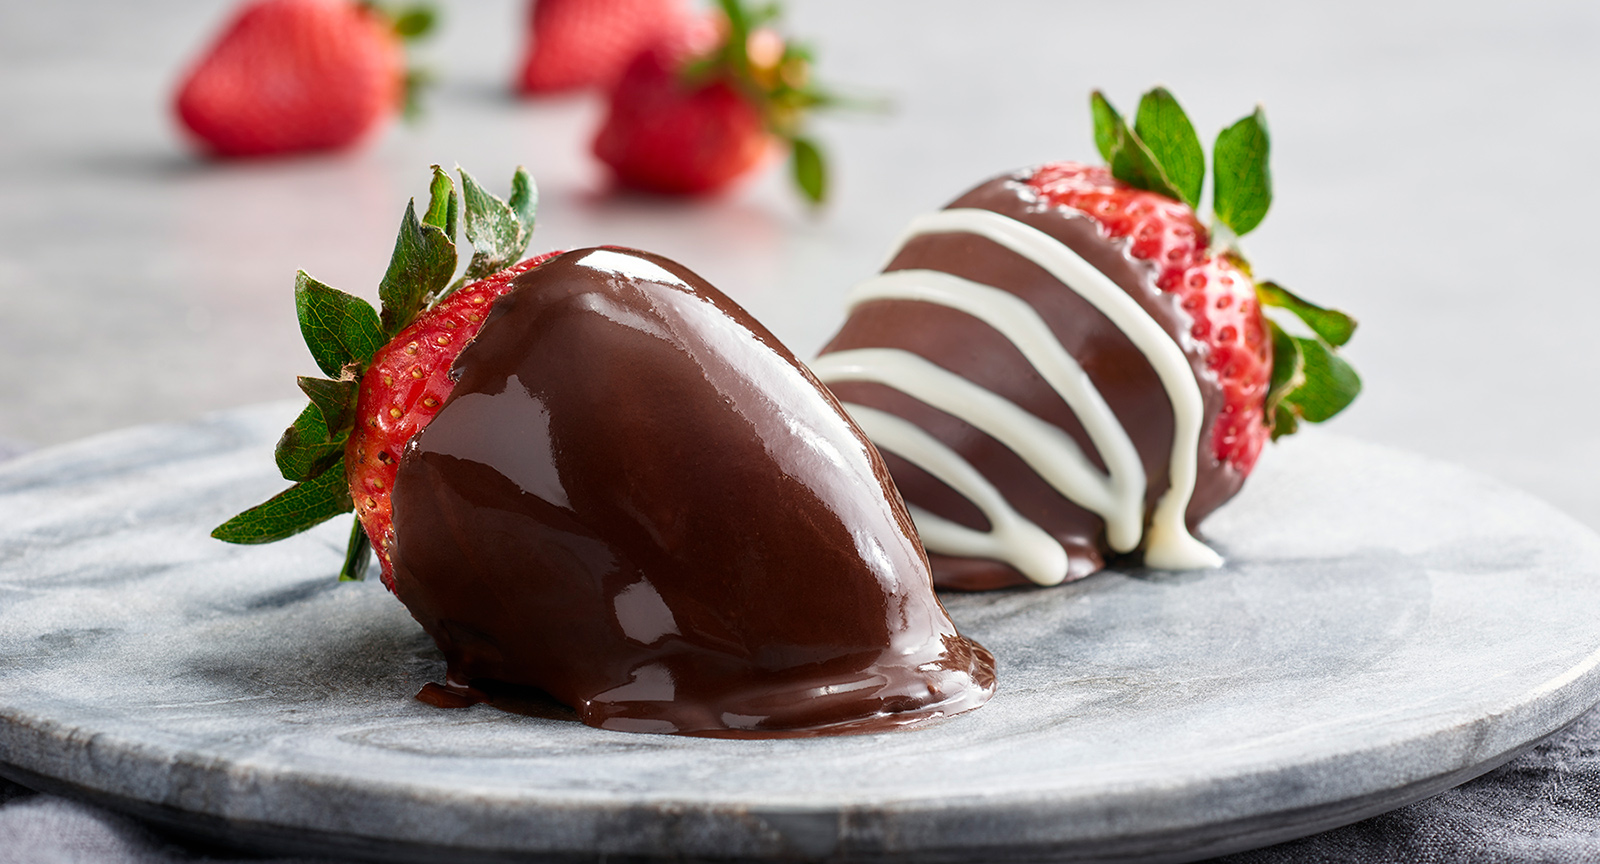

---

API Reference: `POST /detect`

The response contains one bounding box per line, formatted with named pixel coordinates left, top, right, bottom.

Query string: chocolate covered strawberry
left=213, top=166, right=995, bottom=737
left=592, top=0, right=841, bottom=203
left=817, top=87, right=1359, bottom=590
left=174, top=0, right=435, bottom=158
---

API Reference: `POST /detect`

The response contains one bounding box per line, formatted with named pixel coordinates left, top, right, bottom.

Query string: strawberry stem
left=341, top=519, right=372, bottom=581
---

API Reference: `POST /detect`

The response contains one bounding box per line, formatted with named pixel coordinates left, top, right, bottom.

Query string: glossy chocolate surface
left=388, top=247, right=995, bottom=737
left=821, top=173, right=1245, bottom=590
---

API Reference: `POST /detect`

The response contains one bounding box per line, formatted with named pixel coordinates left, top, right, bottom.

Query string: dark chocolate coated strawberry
left=214, top=167, right=994, bottom=737
left=390, top=247, right=993, bottom=737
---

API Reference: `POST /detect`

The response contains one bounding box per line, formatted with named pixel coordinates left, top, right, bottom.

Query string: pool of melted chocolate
left=389, top=248, right=995, bottom=738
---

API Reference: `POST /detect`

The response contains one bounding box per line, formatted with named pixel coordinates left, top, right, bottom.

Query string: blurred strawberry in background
left=592, top=0, right=843, bottom=203
left=174, top=0, right=435, bottom=158
left=515, top=0, right=692, bottom=94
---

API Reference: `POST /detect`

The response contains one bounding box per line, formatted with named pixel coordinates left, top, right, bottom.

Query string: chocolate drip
left=821, top=173, right=1245, bottom=590
left=389, top=247, right=995, bottom=737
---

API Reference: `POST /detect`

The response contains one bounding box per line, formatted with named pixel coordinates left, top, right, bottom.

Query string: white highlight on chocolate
left=842, top=404, right=1070, bottom=586
left=820, top=207, right=1221, bottom=580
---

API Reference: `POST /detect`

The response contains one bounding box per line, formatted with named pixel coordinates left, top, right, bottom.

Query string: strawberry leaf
left=747, top=2, right=781, bottom=28
left=1088, top=91, right=1186, bottom=204
left=378, top=199, right=457, bottom=336
left=297, top=376, right=358, bottom=434
left=1258, top=281, right=1357, bottom=347
left=458, top=168, right=535, bottom=282
left=718, top=0, right=751, bottom=71
left=212, top=459, right=353, bottom=544
left=1133, top=87, right=1204, bottom=210
left=391, top=5, right=435, bottom=39
left=366, top=1, right=435, bottom=40
left=508, top=166, right=538, bottom=236
left=1114, top=132, right=1186, bottom=205
left=1271, top=397, right=1300, bottom=439
left=295, top=272, right=385, bottom=378
left=1214, top=107, right=1272, bottom=236
left=1260, top=284, right=1350, bottom=348
left=1283, top=336, right=1361, bottom=422
left=1264, top=319, right=1303, bottom=440
left=274, top=403, right=345, bottom=482
left=421, top=165, right=458, bottom=238
left=1090, top=91, right=1120, bottom=163
left=1263, top=318, right=1361, bottom=440
left=791, top=137, right=826, bottom=204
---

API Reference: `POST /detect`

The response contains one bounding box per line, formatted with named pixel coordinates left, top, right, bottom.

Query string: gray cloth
left=0, top=784, right=330, bottom=864
left=1215, top=704, right=1600, bottom=864
left=3, top=706, right=1599, bottom=862
left=0, top=795, right=179, bottom=864
left=0, top=794, right=223, bottom=864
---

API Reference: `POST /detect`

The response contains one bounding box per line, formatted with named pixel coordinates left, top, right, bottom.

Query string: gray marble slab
left=2, top=403, right=1599, bottom=863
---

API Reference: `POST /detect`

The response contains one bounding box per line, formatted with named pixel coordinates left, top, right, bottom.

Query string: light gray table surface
left=2, top=1, right=1598, bottom=862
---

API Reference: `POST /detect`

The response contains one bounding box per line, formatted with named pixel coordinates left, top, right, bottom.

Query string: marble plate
left=3, top=403, right=1600, bottom=864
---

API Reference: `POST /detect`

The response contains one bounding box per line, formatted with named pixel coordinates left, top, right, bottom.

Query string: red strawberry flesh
left=1027, top=162, right=1270, bottom=473
left=517, top=0, right=690, bottom=94
left=347, top=252, right=563, bottom=588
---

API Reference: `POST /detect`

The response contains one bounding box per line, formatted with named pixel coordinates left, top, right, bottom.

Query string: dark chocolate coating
left=389, top=247, right=995, bottom=737
left=821, top=173, right=1245, bottom=590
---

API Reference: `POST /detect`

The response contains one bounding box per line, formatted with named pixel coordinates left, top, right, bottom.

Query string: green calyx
left=1257, top=280, right=1361, bottom=439
left=1090, top=86, right=1270, bottom=240
left=376, top=2, right=436, bottom=39
left=212, top=166, right=539, bottom=579
left=685, top=0, right=854, bottom=205
left=1089, top=87, right=1360, bottom=437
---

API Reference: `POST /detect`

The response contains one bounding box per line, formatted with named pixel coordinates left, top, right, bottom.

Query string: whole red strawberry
left=174, top=0, right=435, bottom=158
left=593, top=44, right=770, bottom=196
left=592, top=0, right=840, bottom=203
left=516, top=0, right=690, bottom=95
left=214, top=165, right=552, bottom=587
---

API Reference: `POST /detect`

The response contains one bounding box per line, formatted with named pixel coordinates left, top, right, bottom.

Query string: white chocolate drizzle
left=841, top=403, right=1070, bottom=586
left=811, top=275, right=1145, bottom=551
left=816, top=207, right=1221, bottom=582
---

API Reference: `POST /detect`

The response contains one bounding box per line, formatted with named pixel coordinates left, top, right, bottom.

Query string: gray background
left=4, top=0, right=1598, bottom=529
left=2, top=0, right=1598, bottom=861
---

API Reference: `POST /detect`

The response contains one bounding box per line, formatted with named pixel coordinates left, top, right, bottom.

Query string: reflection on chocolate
left=818, top=173, right=1245, bottom=590
left=389, top=247, right=995, bottom=738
